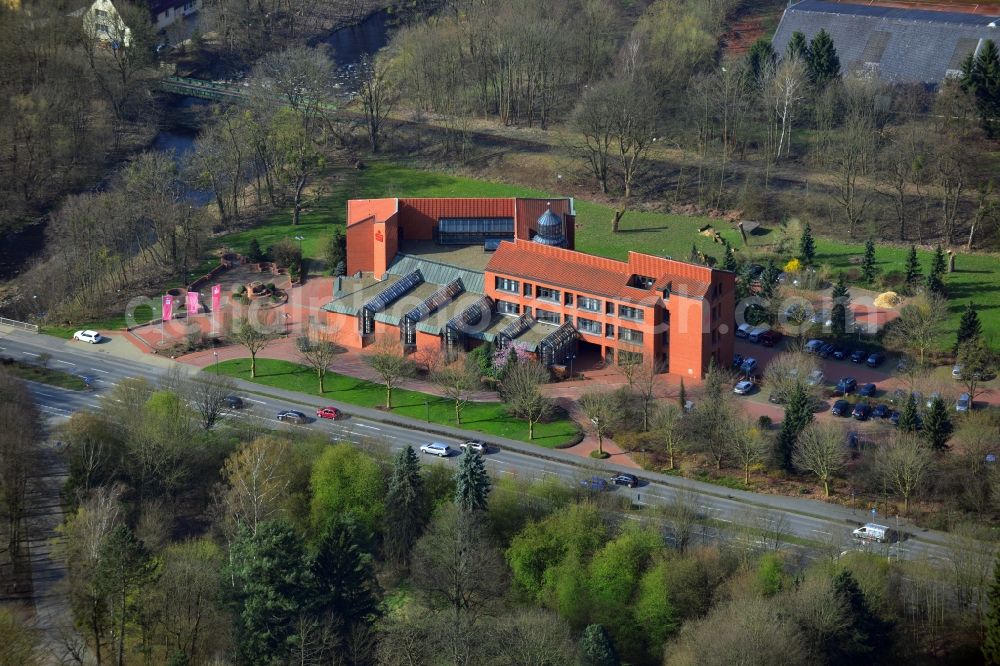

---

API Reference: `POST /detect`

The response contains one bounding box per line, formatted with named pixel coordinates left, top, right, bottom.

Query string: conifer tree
left=384, top=445, right=426, bottom=565
left=678, top=377, right=687, bottom=412
left=759, top=259, right=781, bottom=299
left=922, top=397, right=953, bottom=452
left=722, top=241, right=737, bottom=272
left=799, top=222, right=816, bottom=265
left=898, top=393, right=919, bottom=433
left=830, top=569, right=892, bottom=665
left=776, top=383, right=813, bottom=471
left=830, top=274, right=851, bottom=337
left=925, top=244, right=947, bottom=295
left=903, top=246, right=921, bottom=293
left=808, top=30, right=841, bottom=88
left=861, top=238, right=877, bottom=283
left=580, top=624, right=620, bottom=666
left=312, top=516, right=382, bottom=634
left=955, top=302, right=983, bottom=353
left=454, top=449, right=491, bottom=512
left=787, top=31, right=810, bottom=62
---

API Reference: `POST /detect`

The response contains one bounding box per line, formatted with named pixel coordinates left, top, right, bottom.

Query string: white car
left=806, top=370, right=825, bottom=387
left=420, top=442, right=452, bottom=458
left=956, top=393, right=971, bottom=412
left=460, top=440, right=488, bottom=454
left=952, top=364, right=963, bottom=380
left=73, top=330, right=102, bottom=344
left=733, top=380, right=755, bottom=395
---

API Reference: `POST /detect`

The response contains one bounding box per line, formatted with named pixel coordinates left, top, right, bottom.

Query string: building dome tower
left=533, top=207, right=567, bottom=247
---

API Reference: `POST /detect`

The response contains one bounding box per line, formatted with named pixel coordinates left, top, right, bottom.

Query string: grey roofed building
left=771, top=0, right=1000, bottom=85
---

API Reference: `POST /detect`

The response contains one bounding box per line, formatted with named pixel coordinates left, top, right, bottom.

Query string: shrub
left=758, top=415, right=773, bottom=430
left=784, top=258, right=802, bottom=273
left=247, top=237, right=264, bottom=262
left=269, top=238, right=302, bottom=270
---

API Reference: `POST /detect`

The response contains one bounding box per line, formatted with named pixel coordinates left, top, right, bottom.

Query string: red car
left=316, top=407, right=341, bottom=420
left=760, top=330, right=783, bottom=347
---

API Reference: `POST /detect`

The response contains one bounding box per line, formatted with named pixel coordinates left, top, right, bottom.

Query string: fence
left=0, top=317, right=39, bottom=333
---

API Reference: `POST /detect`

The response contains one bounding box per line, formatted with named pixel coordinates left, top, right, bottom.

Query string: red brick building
left=323, top=197, right=735, bottom=378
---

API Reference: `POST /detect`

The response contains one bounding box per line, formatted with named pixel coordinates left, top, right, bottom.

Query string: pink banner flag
left=187, top=290, right=200, bottom=315
left=162, top=295, right=174, bottom=321
left=211, top=284, right=222, bottom=312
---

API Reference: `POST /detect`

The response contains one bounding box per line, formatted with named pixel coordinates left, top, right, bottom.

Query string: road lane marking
left=244, top=398, right=265, bottom=404
left=22, top=352, right=39, bottom=357
left=356, top=424, right=381, bottom=430
left=810, top=528, right=831, bottom=535
left=89, top=368, right=111, bottom=374
left=53, top=360, right=75, bottom=366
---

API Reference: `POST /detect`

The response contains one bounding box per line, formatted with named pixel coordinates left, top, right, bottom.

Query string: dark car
left=850, top=349, right=867, bottom=363
left=760, top=330, right=783, bottom=347
left=832, top=346, right=850, bottom=360
left=819, top=343, right=836, bottom=358
left=277, top=409, right=308, bottom=424
left=611, top=473, right=639, bottom=488
left=732, top=353, right=744, bottom=370
left=746, top=263, right=765, bottom=279
left=836, top=377, right=857, bottom=394
left=768, top=391, right=785, bottom=405
left=580, top=476, right=608, bottom=492
left=890, top=388, right=907, bottom=405
left=872, top=404, right=891, bottom=419
left=832, top=399, right=852, bottom=416
left=852, top=403, right=871, bottom=421
left=866, top=352, right=885, bottom=368
left=858, top=383, right=877, bottom=398
left=740, top=358, right=758, bottom=375
left=889, top=410, right=901, bottom=426
left=224, top=395, right=244, bottom=409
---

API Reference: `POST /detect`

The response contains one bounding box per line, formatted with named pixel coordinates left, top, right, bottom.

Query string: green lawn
left=1, top=359, right=88, bottom=390
left=202, top=161, right=1000, bottom=350
left=41, top=304, right=155, bottom=339
left=207, top=358, right=580, bottom=447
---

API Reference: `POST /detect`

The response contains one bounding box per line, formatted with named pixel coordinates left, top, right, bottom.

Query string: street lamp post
left=213, top=350, right=219, bottom=372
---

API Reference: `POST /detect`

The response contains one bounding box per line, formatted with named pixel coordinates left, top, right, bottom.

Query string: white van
left=852, top=523, right=894, bottom=543
left=735, top=323, right=753, bottom=339
left=748, top=326, right=770, bottom=343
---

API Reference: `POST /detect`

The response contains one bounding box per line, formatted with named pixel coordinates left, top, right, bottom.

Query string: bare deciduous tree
left=792, top=422, right=848, bottom=497
left=432, top=356, right=479, bottom=425
left=875, top=434, right=933, bottom=514
left=186, top=372, right=237, bottom=430
left=231, top=314, right=279, bottom=378
left=727, top=419, right=768, bottom=486
left=501, top=360, right=554, bottom=441
left=364, top=335, right=416, bottom=409
left=357, top=53, right=397, bottom=154
left=578, top=390, right=616, bottom=457
left=296, top=325, right=343, bottom=394
left=220, top=436, right=291, bottom=536
left=885, top=294, right=949, bottom=367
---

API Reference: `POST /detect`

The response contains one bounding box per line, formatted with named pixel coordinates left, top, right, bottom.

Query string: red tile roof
left=485, top=240, right=713, bottom=301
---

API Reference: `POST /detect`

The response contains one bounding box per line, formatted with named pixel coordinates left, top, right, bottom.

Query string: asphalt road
left=0, top=329, right=962, bottom=564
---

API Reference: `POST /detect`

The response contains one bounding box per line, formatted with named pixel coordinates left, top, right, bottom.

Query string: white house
left=81, top=0, right=201, bottom=45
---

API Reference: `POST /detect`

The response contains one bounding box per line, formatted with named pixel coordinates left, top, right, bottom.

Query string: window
left=497, top=300, right=519, bottom=315
left=97, top=23, right=109, bottom=33
left=495, top=277, right=519, bottom=294
left=619, top=328, right=644, bottom=345
left=564, top=293, right=574, bottom=306
left=577, top=317, right=601, bottom=335
left=606, top=301, right=615, bottom=315
left=629, top=274, right=656, bottom=289
left=535, top=308, right=560, bottom=325
left=537, top=286, right=560, bottom=303
left=95, top=9, right=107, bottom=17
left=578, top=296, right=601, bottom=312
left=523, top=283, right=533, bottom=297
left=524, top=306, right=532, bottom=317
left=605, top=323, right=615, bottom=339
left=618, top=305, right=644, bottom=322
left=564, top=314, right=574, bottom=325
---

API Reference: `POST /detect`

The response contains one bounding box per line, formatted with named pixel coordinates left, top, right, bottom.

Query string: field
left=217, top=162, right=999, bottom=349
left=0, top=359, right=88, bottom=390
left=207, top=358, right=581, bottom=447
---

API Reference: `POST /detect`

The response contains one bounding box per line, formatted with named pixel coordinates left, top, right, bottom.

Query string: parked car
left=611, top=473, right=639, bottom=488
left=852, top=403, right=871, bottom=421
left=276, top=409, right=308, bottom=424
left=805, top=339, right=824, bottom=354
left=580, top=476, right=608, bottom=492
left=748, top=326, right=770, bottom=343
left=460, top=440, right=488, bottom=454
left=832, top=399, right=852, bottom=416
left=836, top=377, right=857, bottom=394
left=732, top=353, right=744, bottom=369
left=889, top=410, right=901, bottom=426
left=760, top=330, right=783, bottom=347
left=866, top=352, right=885, bottom=368
left=768, top=391, right=784, bottom=404
left=956, top=393, right=971, bottom=412
left=746, top=263, right=765, bottom=279
left=872, top=404, right=891, bottom=419
left=926, top=391, right=941, bottom=409
left=420, top=442, right=452, bottom=457
left=832, top=345, right=850, bottom=360
left=952, top=364, right=963, bottom=380
left=819, top=343, right=837, bottom=358
left=890, top=388, right=907, bottom=405
left=73, top=330, right=103, bottom=344
left=896, top=358, right=910, bottom=372
left=850, top=349, right=867, bottom=363
left=733, top=380, right=755, bottom=395
left=735, top=323, right=753, bottom=339
left=223, top=395, right=244, bottom=410
left=316, top=406, right=341, bottom=420
left=740, top=358, right=758, bottom=375
left=858, top=383, right=877, bottom=398
left=806, top=369, right=825, bottom=386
